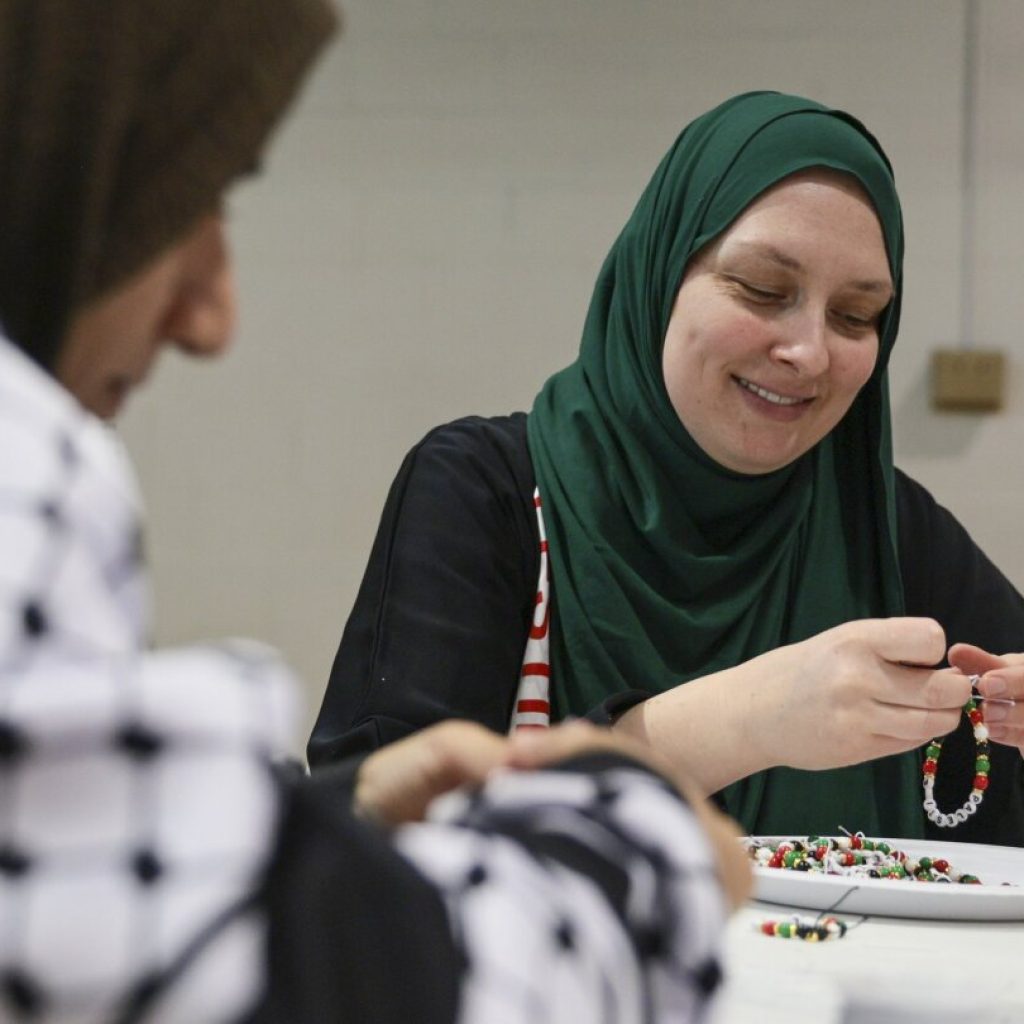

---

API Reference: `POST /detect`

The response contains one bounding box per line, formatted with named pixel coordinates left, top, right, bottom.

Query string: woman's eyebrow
left=728, top=242, right=893, bottom=297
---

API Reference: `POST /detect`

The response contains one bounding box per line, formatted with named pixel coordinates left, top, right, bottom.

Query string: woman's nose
left=165, top=217, right=236, bottom=357
left=770, top=309, right=829, bottom=377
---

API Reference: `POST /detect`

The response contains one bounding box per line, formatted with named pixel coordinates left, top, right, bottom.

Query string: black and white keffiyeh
left=0, top=335, right=296, bottom=1023
left=0, top=332, right=728, bottom=1023
left=398, top=764, right=726, bottom=1024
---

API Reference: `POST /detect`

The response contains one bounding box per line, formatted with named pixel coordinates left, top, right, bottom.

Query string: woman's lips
left=734, top=375, right=815, bottom=419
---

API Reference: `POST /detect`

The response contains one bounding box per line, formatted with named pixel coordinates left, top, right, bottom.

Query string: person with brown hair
left=0, top=2, right=746, bottom=1021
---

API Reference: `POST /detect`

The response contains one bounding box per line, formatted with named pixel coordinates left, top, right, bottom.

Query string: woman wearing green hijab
left=311, top=91, right=1024, bottom=845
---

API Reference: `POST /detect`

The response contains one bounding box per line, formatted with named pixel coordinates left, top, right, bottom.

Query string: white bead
left=975, top=724, right=989, bottom=742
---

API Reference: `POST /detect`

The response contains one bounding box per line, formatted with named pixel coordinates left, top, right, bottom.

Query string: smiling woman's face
left=661, top=169, right=893, bottom=475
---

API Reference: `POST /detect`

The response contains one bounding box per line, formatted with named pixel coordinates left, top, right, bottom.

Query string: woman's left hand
left=947, top=643, right=1024, bottom=756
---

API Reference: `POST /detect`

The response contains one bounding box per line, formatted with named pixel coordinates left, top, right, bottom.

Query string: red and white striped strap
left=509, top=488, right=551, bottom=731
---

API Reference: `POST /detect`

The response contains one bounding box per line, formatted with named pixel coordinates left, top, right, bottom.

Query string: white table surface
left=707, top=899, right=1024, bottom=1024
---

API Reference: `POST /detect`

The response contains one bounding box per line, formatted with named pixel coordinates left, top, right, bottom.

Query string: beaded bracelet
left=758, top=914, right=847, bottom=942
left=922, top=679, right=990, bottom=829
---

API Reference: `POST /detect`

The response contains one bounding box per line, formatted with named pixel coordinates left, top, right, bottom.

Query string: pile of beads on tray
left=744, top=833, right=983, bottom=884
left=758, top=914, right=848, bottom=942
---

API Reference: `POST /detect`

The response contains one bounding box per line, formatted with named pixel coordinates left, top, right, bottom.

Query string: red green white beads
left=759, top=915, right=847, bottom=941
left=745, top=834, right=983, bottom=884
left=922, top=687, right=990, bottom=829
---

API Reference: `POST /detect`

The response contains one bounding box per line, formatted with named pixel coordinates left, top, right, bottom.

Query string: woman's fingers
left=853, top=616, right=947, bottom=667
left=945, top=644, right=1024, bottom=751
left=880, top=665, right=973, bottom=712
left=947, top=642, right=1010, bottom=678
left=355, top=721, right=508, bottom=826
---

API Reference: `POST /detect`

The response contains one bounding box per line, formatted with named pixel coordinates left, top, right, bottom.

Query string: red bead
left=968, top=709, right=983, bottom=725
left=769, top=854, right=784, bottom=868
left=851, top=835, right=863, bottom=850
left=932, top=859, right=950, bottom=874
left=814, top=846, right=826, bottom=860
left=923, top=758, right=938, bottom=775
left=973, top=774, right=989, bottom=791
left=760, top=921, right=776, bottom=935
left=842, top=852, right=856, bottom=866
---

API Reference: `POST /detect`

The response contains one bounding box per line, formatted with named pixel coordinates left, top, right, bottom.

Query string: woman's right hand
left=617, top=617, right=972, bottom=795
left=753, top=617, right=970, bottom=770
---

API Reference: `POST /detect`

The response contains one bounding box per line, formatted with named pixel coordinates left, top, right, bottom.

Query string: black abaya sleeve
left=308, top=415, right=539, bottom=767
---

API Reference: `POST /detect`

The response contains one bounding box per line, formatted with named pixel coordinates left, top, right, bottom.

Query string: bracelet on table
left=757, top=914, right=848, bottom=942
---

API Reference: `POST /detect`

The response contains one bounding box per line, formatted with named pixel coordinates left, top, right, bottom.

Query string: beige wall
left=121, top=0, right=1024, bottom=751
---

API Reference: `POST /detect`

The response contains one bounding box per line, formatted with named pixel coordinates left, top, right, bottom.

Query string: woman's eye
left=835, top=310, right=875, bottom=330
left=733, top=279, right=784, bottom=302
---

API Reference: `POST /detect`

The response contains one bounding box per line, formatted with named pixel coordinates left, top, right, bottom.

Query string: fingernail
left=982, top=675, right=1009, bottom=697
left=982, top=703, right=1008, bottom=723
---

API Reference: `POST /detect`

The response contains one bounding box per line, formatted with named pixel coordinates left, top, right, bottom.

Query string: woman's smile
left=733, top=375, right=815, bottom=418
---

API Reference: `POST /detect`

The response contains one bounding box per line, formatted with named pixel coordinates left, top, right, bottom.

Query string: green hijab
left=528, top=91, right=924, bottom=838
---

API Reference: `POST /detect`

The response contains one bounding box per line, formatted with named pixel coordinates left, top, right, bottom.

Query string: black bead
left=21, top=602, right=47, bottom=639
left=131, top=849, right=163, bottom=886
left=1, top=968, right=44, bottom=1016
left=114, top=724, right=164, bottom=760
left=466, top=864, right=488, bottom=887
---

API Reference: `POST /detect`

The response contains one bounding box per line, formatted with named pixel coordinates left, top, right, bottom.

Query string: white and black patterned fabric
left=0, top=335, right=296, bottom=1023
left=1, top=333, right=727, bottom=1022
left=398, top=761, right=726, bottom=1024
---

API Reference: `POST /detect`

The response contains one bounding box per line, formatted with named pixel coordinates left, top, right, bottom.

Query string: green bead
left=783, top=851, right=799, bottom=868
left=877, top=842, right=890, bottom=854
left=778, top=922, right=793, bottom=937
left=918, top=857, right=932, bottom=870
left=975, top=757, right=990, bottom=772
left=925, top=744, right=941, bottom=760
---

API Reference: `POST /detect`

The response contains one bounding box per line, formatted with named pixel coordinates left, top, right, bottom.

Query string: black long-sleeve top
left=309, top=412, right=1024, bottom=846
